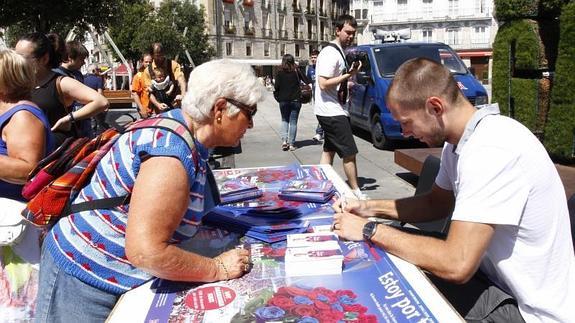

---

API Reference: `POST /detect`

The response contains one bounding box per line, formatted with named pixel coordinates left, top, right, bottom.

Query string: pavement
left=217, top=89, right=418, bottom=200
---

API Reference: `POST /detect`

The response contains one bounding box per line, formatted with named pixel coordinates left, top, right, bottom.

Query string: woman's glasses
left=225, top=98, right=257, bottom=120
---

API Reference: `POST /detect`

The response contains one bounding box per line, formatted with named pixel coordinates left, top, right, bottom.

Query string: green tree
left=109, top=0, right=214, bottom=67
left=0, top=0, right=138, bottom=33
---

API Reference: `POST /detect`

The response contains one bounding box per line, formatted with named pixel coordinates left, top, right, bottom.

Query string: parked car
left=346, top=42, right=488, bottom=149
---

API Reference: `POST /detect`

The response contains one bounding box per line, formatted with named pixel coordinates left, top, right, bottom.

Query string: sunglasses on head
left=225, top=98, right=257, bottom=118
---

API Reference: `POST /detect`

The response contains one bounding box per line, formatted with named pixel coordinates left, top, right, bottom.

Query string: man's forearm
left=367, top=193, right=451, bottom=223
left=318, top=73, right=351, bottom=90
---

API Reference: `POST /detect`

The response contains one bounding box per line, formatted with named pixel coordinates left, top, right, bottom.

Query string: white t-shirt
left=436, top=104, right=575, bottom=322
left=314, top=43, right=348, bottom=117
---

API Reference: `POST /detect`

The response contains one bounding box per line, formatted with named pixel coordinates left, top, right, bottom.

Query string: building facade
left=196, top=0, right=350, bottom=66
left=351, top=0, right=496, bottom=86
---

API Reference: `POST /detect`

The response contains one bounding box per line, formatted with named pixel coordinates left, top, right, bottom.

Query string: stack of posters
left=218, top=179, right=262, bottom=204
left=285, top=232, right=343, bottom=276
left=278, top=179, right=336, bottom=203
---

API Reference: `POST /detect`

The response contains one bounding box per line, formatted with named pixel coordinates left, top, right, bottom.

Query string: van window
left=373, top=45, right=467, bottom=76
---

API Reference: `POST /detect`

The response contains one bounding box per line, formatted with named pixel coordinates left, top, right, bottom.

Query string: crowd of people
left=1, top=13, right=574, bottom=323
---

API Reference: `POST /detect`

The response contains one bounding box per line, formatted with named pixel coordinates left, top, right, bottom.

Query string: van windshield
left=373, top=45, right=468, bottom=76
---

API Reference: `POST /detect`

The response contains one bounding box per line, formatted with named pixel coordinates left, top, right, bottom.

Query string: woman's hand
left=51, top=114, right=73, bottom=132
left=213, top=248, right=251, bottom=281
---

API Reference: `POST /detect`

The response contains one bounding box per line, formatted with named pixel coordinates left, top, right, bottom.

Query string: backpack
left=20, top=117, right=198, bottom=228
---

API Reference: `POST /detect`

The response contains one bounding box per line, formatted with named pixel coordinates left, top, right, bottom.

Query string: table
left=107, top=165, right=463, bottom=322
left=395, top=148, right=575, bottom=198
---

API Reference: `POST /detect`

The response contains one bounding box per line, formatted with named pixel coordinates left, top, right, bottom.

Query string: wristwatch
left=362, top=221, right=378, bottom=241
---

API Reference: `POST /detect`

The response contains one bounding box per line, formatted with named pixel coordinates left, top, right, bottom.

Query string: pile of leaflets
left=278, top=179, right=336, bottom=203
left=203, top=202, right=309, bottom=243
left=218, top=179, right=262, bottom=204
left=284, top=232, right=343, bottom=276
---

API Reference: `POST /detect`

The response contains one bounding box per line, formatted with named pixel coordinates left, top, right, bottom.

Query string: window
left=280, top=44, right=286, bottom=56
left=264, top=43, right=270, bottom=56
left=354, top=9, right=361, bottom=19
left=446, top=28, right=459, bottom=45
left=295, top=44, right=300, bottom=57
left=374, top=1, right=383, bottom=6
left=397, top=0, right=408, bottom=18
left=422, top=0, right=432, bottom=17
left=362, top=9, right=368, bottom=19
left=246, top=43, right=252, bottom=56
left=422, top=29, right=432, bottom=42
left=473, top=26, right=488, bottom=44
left=448, top=0, right=459, bottom=17
left=475, top=0, right=486, bottom=14
left=226, top=42, right=233, bottom=56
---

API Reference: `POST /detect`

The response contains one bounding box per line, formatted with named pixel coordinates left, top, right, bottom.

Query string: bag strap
left=325, top=43, right=348, bottom=71
left=67, top=116, right=201, bottom=214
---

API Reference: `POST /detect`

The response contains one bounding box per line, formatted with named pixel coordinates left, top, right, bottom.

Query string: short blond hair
left=0, top=49, right=35, bottom=102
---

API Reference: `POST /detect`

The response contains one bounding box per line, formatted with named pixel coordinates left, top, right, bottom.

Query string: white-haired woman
left=35, top=59, right=265, bottom=322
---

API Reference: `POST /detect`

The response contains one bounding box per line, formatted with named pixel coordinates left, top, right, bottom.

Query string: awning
left=456, top=50, right=492, bottom=58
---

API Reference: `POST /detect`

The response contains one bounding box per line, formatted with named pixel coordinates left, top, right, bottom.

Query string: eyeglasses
left=225, top=97, right=257, bottom=120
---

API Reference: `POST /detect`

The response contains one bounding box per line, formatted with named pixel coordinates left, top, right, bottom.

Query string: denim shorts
left=35, top=243, right=120, bottom=322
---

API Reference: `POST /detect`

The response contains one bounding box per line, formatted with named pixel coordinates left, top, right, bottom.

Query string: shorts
left=316, top=115, right=358, bottom=159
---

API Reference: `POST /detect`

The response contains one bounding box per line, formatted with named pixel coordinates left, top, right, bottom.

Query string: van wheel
left=370, top=113, right=388, bottom=149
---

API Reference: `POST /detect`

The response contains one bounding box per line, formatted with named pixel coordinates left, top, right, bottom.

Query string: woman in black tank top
left=15, top=32, right=109, bottom=146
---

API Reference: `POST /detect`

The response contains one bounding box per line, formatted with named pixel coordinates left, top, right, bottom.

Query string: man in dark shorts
left=314, top=14, right=365, bottom=199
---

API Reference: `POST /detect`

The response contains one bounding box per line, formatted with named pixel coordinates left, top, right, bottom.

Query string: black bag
left=299, top=84, right=312, bottom=104
left=296, top=69, right=312, bottom=104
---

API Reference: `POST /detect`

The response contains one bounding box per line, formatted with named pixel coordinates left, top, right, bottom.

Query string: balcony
left=224, top=24, right=236, bottom=34
left=305, top=8, right=316, bottom=16
left=278, top=29, right=289, bottom=39
left=371, top=8, right=492, bottom=24
left=307, top=32, right=316, bottom=40
left=293, top=3, right=302, bottom=13
left=244, top=26, right=255, bottom=36
left=321, top=33, right=331, bottom=41
left=261, top=28, right=273, bottom=38
left=293, top=31, right=304, bottom=39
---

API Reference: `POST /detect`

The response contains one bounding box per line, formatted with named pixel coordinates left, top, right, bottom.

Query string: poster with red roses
left=145, top=233, right=441, bottom=323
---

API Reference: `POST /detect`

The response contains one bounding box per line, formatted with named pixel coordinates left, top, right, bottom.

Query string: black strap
left=67, top=195, right=132, bottom=214
left=325, top=43, right=348, bottom=71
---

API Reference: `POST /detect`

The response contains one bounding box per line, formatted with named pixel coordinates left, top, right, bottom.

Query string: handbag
left=296, top=70, right=313, bottom=104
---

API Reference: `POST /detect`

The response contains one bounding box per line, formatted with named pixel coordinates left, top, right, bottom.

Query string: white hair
left=182, top=59, right=265, bottom=123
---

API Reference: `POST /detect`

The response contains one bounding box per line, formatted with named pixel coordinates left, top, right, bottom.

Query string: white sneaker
left=312, top=134, right=322, bottom=142
left=353, top=188, right=369, bottom=200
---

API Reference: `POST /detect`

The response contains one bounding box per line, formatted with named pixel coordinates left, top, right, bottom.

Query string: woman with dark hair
left=273, top=54, right=307, bottom=151
left=15, top=32, right=109, bottom=146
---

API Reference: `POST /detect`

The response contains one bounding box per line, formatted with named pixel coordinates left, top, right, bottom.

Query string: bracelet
left=214, top=257, right=229, bottom=280
left=68, top=112, right=76, bottom=124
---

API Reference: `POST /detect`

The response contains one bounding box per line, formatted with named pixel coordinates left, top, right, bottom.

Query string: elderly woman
left=15, top=32, right=109, bottom=146
left=35, top=60, right=264, bottom=321
left=0, top=49, right=53, bottom=321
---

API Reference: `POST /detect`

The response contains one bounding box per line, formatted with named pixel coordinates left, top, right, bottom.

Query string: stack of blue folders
left=218, top=179, right=263, bottom=204
left=203, top=202, right=309, bottom=243
left=278, top=179, right=336, bottom=203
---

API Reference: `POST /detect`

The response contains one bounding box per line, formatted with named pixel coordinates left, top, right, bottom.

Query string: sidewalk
left=230, top=90, right=416, bottom=200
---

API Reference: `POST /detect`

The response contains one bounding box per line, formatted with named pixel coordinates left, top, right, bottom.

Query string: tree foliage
left=0, top=0, right=137, bottom=33
left=109, top=0, right=214, bottom=67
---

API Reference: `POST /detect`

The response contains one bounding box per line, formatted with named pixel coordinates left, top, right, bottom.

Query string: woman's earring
left=217, top=117, right=222, bottom=123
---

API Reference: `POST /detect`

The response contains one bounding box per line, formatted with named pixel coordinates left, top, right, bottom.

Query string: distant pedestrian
left=131, top=53, right=153, bottom=118
left=274, top=54, right=307, bottom=151
left=314, top=15, right=365, bottom=199
left=84, top=64, right=110, bottom=135
left=307, top=49, right=323, bottom=142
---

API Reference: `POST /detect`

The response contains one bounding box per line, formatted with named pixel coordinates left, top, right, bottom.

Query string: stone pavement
left=227, top=90, right=417, bottom=200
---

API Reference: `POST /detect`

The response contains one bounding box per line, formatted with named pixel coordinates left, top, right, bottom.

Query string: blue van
left=347, top=42, right=488, bottom=149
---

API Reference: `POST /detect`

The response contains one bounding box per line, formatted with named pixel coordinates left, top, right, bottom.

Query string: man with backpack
left=142, top=42, right=187, bottom=114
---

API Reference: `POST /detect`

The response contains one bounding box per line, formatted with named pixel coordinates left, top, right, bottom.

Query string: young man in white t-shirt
left=314, top=14, right=364, bottom=199
left=331, top=58, right=575, bottom=321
